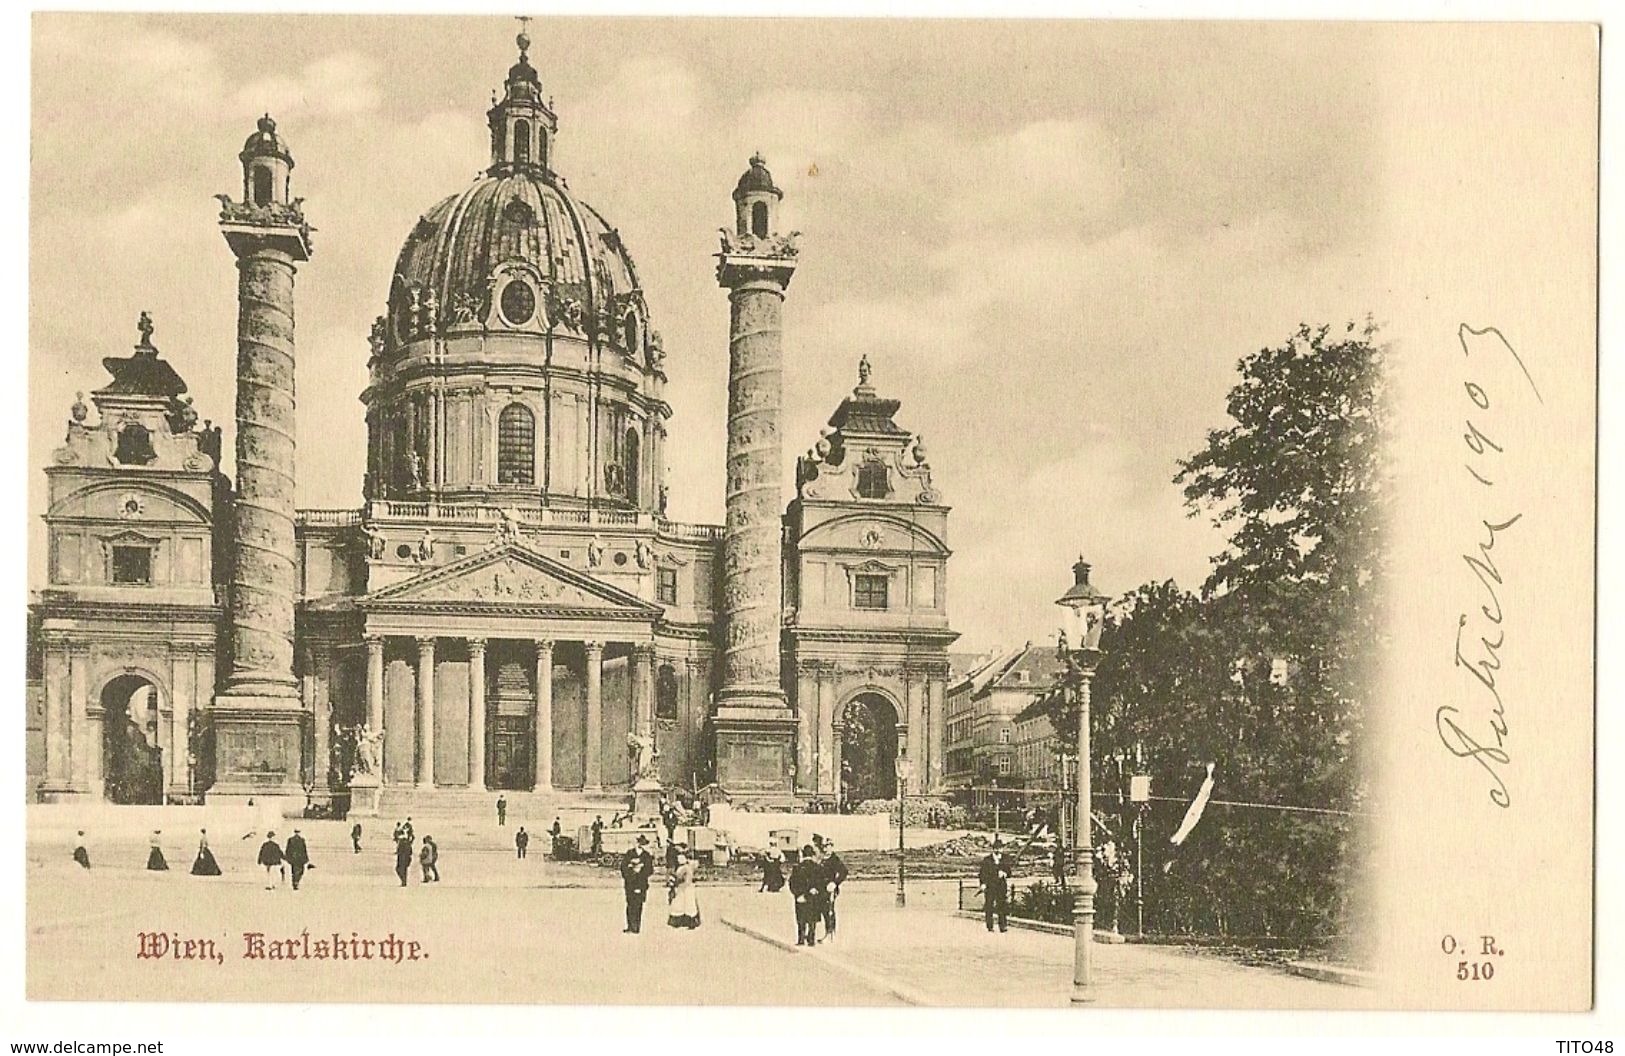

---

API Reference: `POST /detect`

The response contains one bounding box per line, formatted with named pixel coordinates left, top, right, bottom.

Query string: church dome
left=387, top=170, right=641, bottom=342
left=361, top=32, right=669, bottom=514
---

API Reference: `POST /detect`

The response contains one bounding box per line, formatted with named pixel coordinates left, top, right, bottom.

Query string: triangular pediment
left=363, top=542, right=659, bottom=614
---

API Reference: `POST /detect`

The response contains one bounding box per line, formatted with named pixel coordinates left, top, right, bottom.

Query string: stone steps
left=373, top=786, right=633, bottom=822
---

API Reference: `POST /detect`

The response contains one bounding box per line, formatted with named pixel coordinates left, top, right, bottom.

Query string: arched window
left=497, top=403, right=535, bottom=485
left=252, top=166, right=273, bottom=205
left=751, top=201, right=769, bottom=238
left=115, top=424, right=156, bottom=466
left=623, top=313, right=639, bottom=355
left=623, top=428, right=641, bottom=505
left=513, top=119, right=531, bottom=164
left=857, top=459, right=890, bottom=499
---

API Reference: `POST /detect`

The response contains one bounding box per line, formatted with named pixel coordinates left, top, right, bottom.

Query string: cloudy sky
left=29, top=14, right=1384, bottom=653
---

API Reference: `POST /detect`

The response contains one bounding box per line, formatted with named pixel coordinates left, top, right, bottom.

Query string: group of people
left=762, top=837, right=846, bottom=947
left=254, top=830, right=313, bottom=890
left=75, top=827, right=309, bottom=890
left=391, top=818, right=439, bottom=886
left=618, top=834, right=702, bottom=933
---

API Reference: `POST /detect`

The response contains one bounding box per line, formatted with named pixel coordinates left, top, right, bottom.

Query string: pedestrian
left=665, top=844, right=701, bottom=930
left=420, top=835, right=440, bottom=883
left=620, top=834, right=654, bottom=933
left=515, top=826, right=529, bottom=860
left=394, top=831, right=413, bottom=887
left=257, top=831, right=285, bottom=890
left=146, top=830, right=169, bottom=871
left=285, top=828, right=311, bottom=890
left=191, top=828, right=222, bottom=876
left=549, top=816, right=562, bottom=857
left=402, top=817, right=415, bottom=844
left=788, top=844, right=823, bottom=946
left=759, top=846, right=785, bottom=893
left=497, top=795, right=507, bottom=826
left=72, top=830, right=90, bottom=870
left=664, top=833, right=680, bottom=871
left=819, top=839, right=848, bottom=940
left=662, top=804, right=679, bottom=845
left=1050, top=842, right=1068, bottom=889
left=591, top=815, right=604, bottom=856
left=979, top=837, right=1013, bottom=932
left=351, top=821, right=363, bottom=854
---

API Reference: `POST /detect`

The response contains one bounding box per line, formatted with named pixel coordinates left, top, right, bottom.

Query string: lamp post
left=1056, top=556, right=1108, bottom=1004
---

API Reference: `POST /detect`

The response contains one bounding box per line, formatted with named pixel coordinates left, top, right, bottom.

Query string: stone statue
left=498, top=507, right=524, bottom=546
left=416, top=528, right=433, bottom=563
left=587, top=535, right=606, bottom=568
left=355, top=724, right=384, bottom=777
left=70, top=392, right=88, bottom=424
left=364, top=523, right=386, bottom=560
left=137, top=310, right=155, bottom=349
left=174, top=394, right=199, bottom=432
left=636, top=539, right=655, bottom=570
left=627, top=730, right=657, bottom=782
left=857, top=353, right=872, bottom=387
left=407, top=450, right=423, bottom=492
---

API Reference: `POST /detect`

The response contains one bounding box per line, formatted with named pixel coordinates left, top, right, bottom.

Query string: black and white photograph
left=15, top=8, right=1600, bottom=1024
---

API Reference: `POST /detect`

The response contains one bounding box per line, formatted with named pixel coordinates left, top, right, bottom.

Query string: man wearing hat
left=978, top=837, right=1014, bottom=932
left=818, top=838, right=848, bottom=941
left=788, top=845, right=826, bottom=947
left=620, top=834, right=655, bottom=933
left=284, top=828, right=311, bottom=890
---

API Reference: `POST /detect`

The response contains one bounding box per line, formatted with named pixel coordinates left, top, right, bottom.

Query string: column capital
left=415, top=635, right=437, bottom=650
left=583, top=640, right=604, bottom=655
left=632, top=641, right=657, bottom=661
left=467, top=637, right=488, bottom=652
left=534, top=637, right=555, bottom=654
left=364, top=634, right=386, bottom=649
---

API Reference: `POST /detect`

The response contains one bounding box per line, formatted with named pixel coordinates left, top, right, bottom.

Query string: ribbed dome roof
left=391, top=170, right=640, bottom=327
left=733, top=152, right=780, bottom=199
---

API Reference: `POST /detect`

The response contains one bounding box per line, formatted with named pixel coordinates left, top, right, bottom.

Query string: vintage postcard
left=20, top=12, right=1598, bottom=1015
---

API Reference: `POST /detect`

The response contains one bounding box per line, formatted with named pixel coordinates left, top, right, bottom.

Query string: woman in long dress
left=146, top=830, right=168, bottom=871
left=759, top=846, right=785, bottom=893
left=666, top=847, right=701, bottom=929
left=191, top=828, right=222, bottom=876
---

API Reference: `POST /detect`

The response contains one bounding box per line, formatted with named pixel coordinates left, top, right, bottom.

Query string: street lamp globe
left=1055, top=556, right=1108, bottom=652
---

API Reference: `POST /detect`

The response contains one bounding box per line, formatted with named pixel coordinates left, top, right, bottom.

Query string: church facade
left=29, top=33, right=957, bottom=811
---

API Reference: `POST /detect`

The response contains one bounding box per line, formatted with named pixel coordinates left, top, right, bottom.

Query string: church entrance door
left=839, top=693, right=899, bottom=807
left=490, top=716, right=532, bottom=791
left=101, top=674, right=164, bottom=804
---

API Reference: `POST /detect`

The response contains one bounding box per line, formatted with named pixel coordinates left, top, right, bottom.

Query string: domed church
left=30, top=31, right=957, bottom=814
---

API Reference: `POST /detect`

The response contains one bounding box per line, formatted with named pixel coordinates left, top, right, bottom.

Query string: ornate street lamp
left=1055, top=556, right=1108, bottom=1004
left=895, top=755, right=915, bottom=907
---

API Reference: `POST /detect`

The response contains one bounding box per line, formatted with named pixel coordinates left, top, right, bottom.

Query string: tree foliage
left=1052, top=321, right=1389, bottom=944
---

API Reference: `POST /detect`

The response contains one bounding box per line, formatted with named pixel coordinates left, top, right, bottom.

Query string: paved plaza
left=27, top=817, right=1368, bottom=1008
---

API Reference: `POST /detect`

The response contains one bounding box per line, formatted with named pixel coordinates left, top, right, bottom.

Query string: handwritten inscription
left=1436, top=325, right=1542, bottom=809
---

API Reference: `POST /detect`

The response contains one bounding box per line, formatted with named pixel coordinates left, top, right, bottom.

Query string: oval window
left=500, top=280, right=536, bottom=326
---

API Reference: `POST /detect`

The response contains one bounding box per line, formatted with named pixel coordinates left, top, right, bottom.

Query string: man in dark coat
left=620, top=835, right=655, bottom=933
left=351, top=822, right=363, bottom=854
left=394, top=831, right=413, bottom=887
left=496, top=795, right=507, bottom=826
left=591, top=815, right=604, bottom=855
left=257, top=832, right=284, bottom=890
left=788, top=845, right=825, bottom=947
left=819, top=839, right=849, bottom=941
left=284, top=829, right=311, bottom=890
left=515, top=826, right=529, bottom=859
left=979, top=838, right=1014, bottom=932
left=549, top=817, right=563, bottom=857
left=420, top=835, right=440, bottom=882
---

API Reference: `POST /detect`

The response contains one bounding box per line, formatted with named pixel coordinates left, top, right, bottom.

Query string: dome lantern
left=732, top=152, right=782, bottom=239
left=487, top=16, right=557, bottom=175
left=239, top=113, right=293, bottom=207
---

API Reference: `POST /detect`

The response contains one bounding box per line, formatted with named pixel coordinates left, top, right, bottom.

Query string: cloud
left=235, top=51, right=383, bottom=119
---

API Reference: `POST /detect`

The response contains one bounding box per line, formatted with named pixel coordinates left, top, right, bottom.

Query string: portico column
left=299, top=642, right=316, bottom=789
left=468, top=638, right=486, bottom=791
left=584, top=640, right=603, bottom=790
left=534, top=639, right=553, bottom=791
left=415, top=636, right=436, bottom=787
left=631, top=644, right=654, bottom=733
left=365, top=635, right=386, bottom=780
